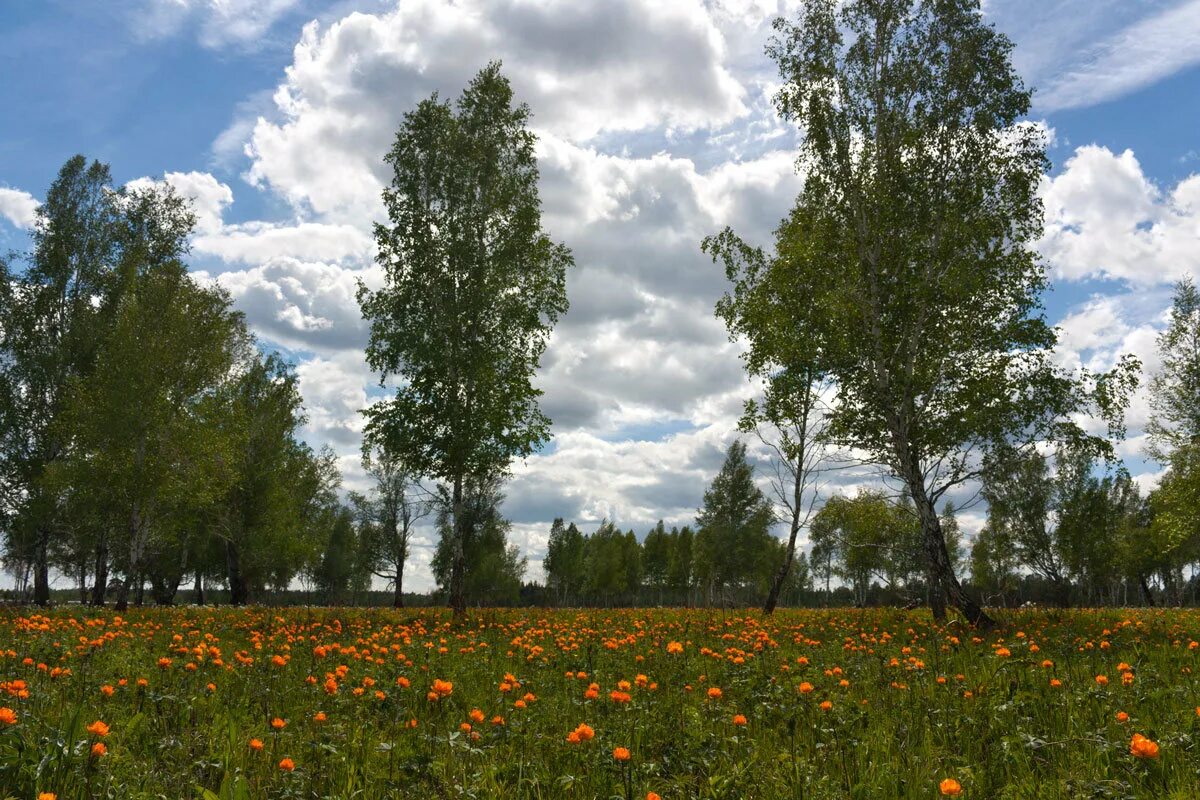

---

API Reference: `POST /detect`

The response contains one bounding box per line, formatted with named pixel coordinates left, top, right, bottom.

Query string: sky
left=1, top=0, right=1198, bottom=593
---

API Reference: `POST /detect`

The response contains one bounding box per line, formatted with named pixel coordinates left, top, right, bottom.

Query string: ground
left=0, top=606, right=1197, bottom=799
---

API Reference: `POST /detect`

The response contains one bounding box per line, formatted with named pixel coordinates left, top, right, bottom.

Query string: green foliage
left=431, top=477, right=526, bottom=606
left=359, top=62, right=571, bottom=612
left=694, top=441, right=777, bottom=601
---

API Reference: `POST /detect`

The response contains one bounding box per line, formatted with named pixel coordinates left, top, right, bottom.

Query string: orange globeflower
left=0, top=707, right=16, bottom=725
left=939, top=778, right=962, bottom=795
left=732, top=714, right=748, bottom=726
left=667, top=642, right=683, bottom=655
left=613, top=746, right=631, bottom=762
left=271, top=717, right=287, bottom=730
left=100, top=684, right=114, bottom=697
left=798, top=682, right=814, bottom=694
left=819, top=700, right=833, bottom=712
left=706, top=687, right=722, bottom=700
left=90, top=742, right=107, bottom=758
left=86, top=720, right=110, bottom=737
left=38, top=794, right=57, bottom=800
left=1116, top=711, right=1129, bottom=723
left=249, top=738, right=264, bottom=751
left=314, top=712, right=327, bottom=723
left=647, top=794, right=661, bottom=800
left=1095, top=675, right=1109, bottom=686
left=1130, top=733, right=1160, bottom=759
left=279, top=757, right=296, bottom=771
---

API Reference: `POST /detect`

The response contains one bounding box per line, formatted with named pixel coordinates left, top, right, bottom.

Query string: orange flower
left=249, top=738, right=264, bottom=751
left=38, top=794, right=57, bottom=800
left=314, top=712, right=327, bottom=723
left=431, top=679, right=453, bottom=698
left=469, top=708, right=485, bottom=723
left=732, top=714, right=748, bottom=726
left=566, top=723, right=595, bottom=743
left=819, top=700, right=833, bottom=712
left=706, top=687, right=722, bottom=700
left=939, top=778, right=962, bottom=795
left=0, top=707, right=16, bottom=725
left=100, top=685, right=114, bottom=697
left=1095, top=675, right=1109, bottom=686
left=647, top=794, right=661, bottom=800
left=1130, top=733, right=1159, bottom=759
left=613, top=746, right=631, bottom=762
left=995, top=647, right=1011, bottom=658
left=798, top=682, right=814, bottom=694
left=279, top=757, right=296, bottom=771
left=667, top=642, right=683, bottom=654
left=86, top=720, right=110, bottom=737
left=1116, top=711, right=1129, bottom=723
left=90, top=742, right=107, bottom=758
left=271, top=717, right=287, bottom=730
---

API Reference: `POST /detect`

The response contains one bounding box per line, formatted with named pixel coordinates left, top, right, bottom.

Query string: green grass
left=1, top=606, right=1198, bottom=799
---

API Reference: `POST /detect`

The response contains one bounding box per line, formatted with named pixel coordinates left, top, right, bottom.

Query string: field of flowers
left=1, top=606, right=1198, bottom=799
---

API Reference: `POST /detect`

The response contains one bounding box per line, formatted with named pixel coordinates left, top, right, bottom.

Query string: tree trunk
left=78, top=560, right=89, bottom=604
left=114, top=574, right=133, bottom=612
left=393, top=568, right=405, bottom=609
left=764, top=469, right=804, bottom=616
left=927, top=568, right=946, bottom=620
left=448, top=474, right=467, bottom=616
left=905, top=464, right=994, bottom=629
left=33, top=527, right=51, bottom=606
left=135, top=573, right=145, bottom=606
left=226, top=540, right=248, bottom=606
left=1139, top=574, right=1155, bottom=607
left=91, top=539, right=108, bottom=606
left=195, top=571, right=205, bottom=606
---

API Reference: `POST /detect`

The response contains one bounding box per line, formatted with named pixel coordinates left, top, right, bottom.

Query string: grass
left=1, top=605, right=1198, bottom=799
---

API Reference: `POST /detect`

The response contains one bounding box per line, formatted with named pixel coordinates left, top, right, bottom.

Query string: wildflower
left=0, top=707, right=16, bottom=725
left=613, top=746, right=631, bottom=762
left=1116, top=711, right=1129, bottom=723
left=799, top=681, right=814, bottom=694
left=566, top=723, right=595, bottom=743
left=819, top=700, right=833, bottom=711
left=732, top=714, right=747, bottom=726
left=279, top=757, right=295, bottom=771
left=249, top=738, right=264, bottom=751
left=667, top=641, right=683, bottom=654
left=647, top=794, right=661, bottom=800
left=100, top=684, right=114, bottom=697
left=1050, top=679, right=1062, bottom=688
left=90, top=742, right=107, bottom=758
left=38, top=794, right=57, bottom=800
left=1130, top=733, right=1159, bottom=759
left=314, top=712, right=327, bottom=723
left=707, top=687, right=722, bottom=700
left=271, top=717, right=287, bottom=730
left=469, top=708, right=485, bottom=723
left=995, top=647, right=1011, bottom=658
left=86, top=720, right=110, bottom=737
left=431, top=679, right=453, bottom=698
left=1095, top=675, right=1109, bottom=686
left=939, top=778, right=962, bottom=796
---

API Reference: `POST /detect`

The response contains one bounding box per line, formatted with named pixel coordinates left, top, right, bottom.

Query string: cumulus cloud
left=240, top=0, right=749, bottom=219
left=1039, top=146, right=1200, bottom=286
left=0, top=187, right=39, bottom=229
left=196, top=257, right=378, bottom=353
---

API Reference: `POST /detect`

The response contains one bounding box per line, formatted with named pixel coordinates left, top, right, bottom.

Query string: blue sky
left=2, top=0, right=1198, bottom=590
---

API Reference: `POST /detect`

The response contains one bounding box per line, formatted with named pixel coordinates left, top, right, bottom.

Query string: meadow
left=1, top=606, right=1198, bottom=799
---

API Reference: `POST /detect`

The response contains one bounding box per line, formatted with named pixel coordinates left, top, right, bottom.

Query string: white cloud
left=127, top=170, right=233, bottom=234
left=1034, top=0, right=1200, bottom=111
left=240, top=0, right=749, bottom=220
left=0, top=187, right=39, bottom=229
left=135, top=0, right=301, bottom=48
left=1039, top=146, right=1200, bottom=285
